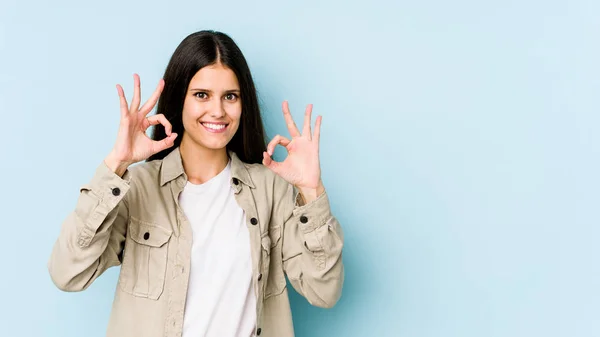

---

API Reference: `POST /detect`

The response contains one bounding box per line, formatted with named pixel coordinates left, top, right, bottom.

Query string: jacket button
left=112, top=188, right=121, bottom=196
left=258, top=273, right=262, bottom=281
left=256, top=328, right=262, bottom=335
left=250, top=217, right=258, bottom=225
left=232, top=178, right=239, bottom=185
left=300, top=215, right=308, bottom=223
left=143, top=232, right=150, bottom=240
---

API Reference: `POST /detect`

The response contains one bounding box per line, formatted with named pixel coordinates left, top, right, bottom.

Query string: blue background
left=1, top=0, right=598, bottom=336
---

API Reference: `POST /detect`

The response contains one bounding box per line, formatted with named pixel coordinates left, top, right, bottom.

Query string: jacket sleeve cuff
left=78, top=162, right=131, bottom=245
left=291, top=191, right=332, bottom=234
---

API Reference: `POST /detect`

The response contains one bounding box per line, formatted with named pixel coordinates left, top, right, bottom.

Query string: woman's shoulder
left=242, top=161, right=274, bottom=181
left=242, top=161, right=290, bottom=192
left=126, top=159, right=163, bottom=185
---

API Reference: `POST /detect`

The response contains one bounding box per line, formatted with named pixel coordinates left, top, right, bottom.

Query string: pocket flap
left=129, top=219, right=172, bottom=248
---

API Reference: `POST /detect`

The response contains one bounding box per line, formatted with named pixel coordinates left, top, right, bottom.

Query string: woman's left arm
left=263, top=101, right=344, bottom=308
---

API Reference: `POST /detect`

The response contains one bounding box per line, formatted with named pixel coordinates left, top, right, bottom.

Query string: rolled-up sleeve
left=279, top=182, right=345, bottom=308
left=48, top=161, right=131, bottom=292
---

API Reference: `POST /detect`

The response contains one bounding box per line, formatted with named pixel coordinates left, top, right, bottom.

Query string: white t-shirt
left=179, top=161, right=256, bottom=337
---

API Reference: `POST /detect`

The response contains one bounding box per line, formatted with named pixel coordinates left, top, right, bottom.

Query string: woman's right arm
left=47, top=158, right=132, bottom=291
left=48, top=74, right=177, bottom=292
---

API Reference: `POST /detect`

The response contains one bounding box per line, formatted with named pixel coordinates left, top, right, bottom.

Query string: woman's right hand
left=104, top=74, right=178, bottom=176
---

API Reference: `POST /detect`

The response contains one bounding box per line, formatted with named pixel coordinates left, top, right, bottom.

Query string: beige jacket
left=48, top=147, right=344, bottom=337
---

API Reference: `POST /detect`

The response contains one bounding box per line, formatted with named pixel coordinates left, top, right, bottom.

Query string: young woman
left=48, top=30, right=344, bottom=337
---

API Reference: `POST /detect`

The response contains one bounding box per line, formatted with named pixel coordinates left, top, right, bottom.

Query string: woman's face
left=180, top=63, right=242, bottom=152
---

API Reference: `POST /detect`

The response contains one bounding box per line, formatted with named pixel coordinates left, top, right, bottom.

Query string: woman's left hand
left=263, top=101, right=325, bottom=203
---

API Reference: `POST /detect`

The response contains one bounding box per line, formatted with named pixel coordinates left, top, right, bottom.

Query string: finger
left=146, top=114, right=172, bottom=135
left=152, top=132, right=178, bottom=154
left=313, top=115, right=322, bottom=146
left=139, top=79, right=165, bottom=116
left=282, top=101, right=301, bottom=138
left=131, top=74, right=141, bottom=113
left=302, top=104, right=313, bottom=139
left=267, top=135, right=291, bottom=156
left=262, top=151, right=272, bottom=166
left=262, top=151, right=281, bottom=173
left=116, top=84, right=129, bottom=118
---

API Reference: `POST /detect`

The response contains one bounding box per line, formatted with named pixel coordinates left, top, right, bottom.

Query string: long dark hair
left=147, top=30, right=266, bottom=163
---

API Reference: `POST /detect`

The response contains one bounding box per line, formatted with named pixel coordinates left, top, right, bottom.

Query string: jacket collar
left=159, top=147, right=255, bottom=188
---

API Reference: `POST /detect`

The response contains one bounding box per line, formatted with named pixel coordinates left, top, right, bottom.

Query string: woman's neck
left=179, top=138, right=229, bottom=185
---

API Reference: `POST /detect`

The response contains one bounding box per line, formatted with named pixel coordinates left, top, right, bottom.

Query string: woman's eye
left=194, top=92, right=208, bottom=99
left=225, top=93, right=238, bottom=101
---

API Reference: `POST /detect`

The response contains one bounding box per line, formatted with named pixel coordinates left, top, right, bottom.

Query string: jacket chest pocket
left=119, top=218, right=172, bottom=300
left=261, top=226, right=286, bottom=299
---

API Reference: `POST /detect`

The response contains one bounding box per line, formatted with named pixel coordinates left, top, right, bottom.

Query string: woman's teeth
left=202, top=123, right=226, bottom=130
